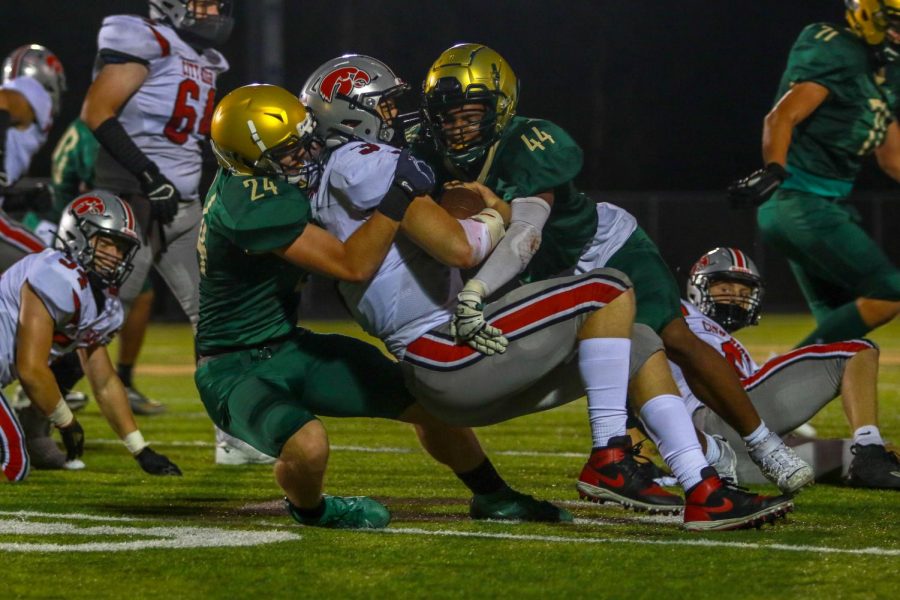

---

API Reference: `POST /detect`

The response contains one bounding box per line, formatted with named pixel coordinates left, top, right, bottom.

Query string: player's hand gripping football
left=139, top=164, right=181, bottom=225
left=450, top=280, right=508, bottom=355
left=727, top=163, right=788, bottom=208
left=444, top=180, right=504, bottom=211
left=135, top=446, right=183, bottom=476
left=58, top=418, right=85, bottom=461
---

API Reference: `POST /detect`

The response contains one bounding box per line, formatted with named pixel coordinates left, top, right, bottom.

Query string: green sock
left=797, top=301, right=869, bottom=347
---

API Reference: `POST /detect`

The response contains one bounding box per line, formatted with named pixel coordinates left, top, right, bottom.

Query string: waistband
left=781, top=165, right=853, bottom=198
left=196, top=333, right=294, bottom=367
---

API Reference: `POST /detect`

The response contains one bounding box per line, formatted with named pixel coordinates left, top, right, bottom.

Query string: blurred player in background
left=80, top=0, right=231, bottom=419
left=729, top=0, right=900, bottom=347
left=679, top=247, right=899, bottom=490
left=0, top=43, right=64, bottom=270
left=416, top=43, right=813, bottom=496
left=0, top=191, right=181, bottom=481
left=302, top=55, right=795, bottom=531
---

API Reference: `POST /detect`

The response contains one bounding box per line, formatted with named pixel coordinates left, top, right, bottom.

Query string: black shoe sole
left=683, top=499, right=794, bottom=532
left=576, top=481, right=683, bottom=516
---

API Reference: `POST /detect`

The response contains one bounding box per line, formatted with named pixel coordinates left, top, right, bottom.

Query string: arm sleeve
left=97, top=15, right=167, bottom=66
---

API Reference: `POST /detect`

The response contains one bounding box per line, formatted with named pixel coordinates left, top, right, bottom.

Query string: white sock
left=578, top=338, right=630, bottom=449
left=742, top=421, right=771, bottom=448
left=639, top=394, right=708, bottom=490
left=703, top=432, right=721, bottom=464
left=853, top=425, right=884, bottom=447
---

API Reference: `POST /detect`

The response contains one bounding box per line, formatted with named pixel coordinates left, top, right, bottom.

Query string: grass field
left=2, top=315, right=899, bottom=599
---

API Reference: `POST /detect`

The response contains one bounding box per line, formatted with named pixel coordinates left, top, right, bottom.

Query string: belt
left=196, top=335, right=291, bottom=368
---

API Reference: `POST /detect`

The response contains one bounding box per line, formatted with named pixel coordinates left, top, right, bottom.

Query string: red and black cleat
left=576, top=435, right=684, bottom=515
left=683, top=466, right=794, bottom=532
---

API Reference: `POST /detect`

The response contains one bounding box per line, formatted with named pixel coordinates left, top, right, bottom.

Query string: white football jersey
left=92, top=15, right=229, bottom=200
left=0, top=249, right=124, bottom=386
left=312, top=141, right=460, bottom=358
left=0, top=76, right=53, bottom=207
left=671, top=300, right=759, bottom=414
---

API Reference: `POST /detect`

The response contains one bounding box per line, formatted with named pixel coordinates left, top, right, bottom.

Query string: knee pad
left=629, top=323, right=664, bottom=379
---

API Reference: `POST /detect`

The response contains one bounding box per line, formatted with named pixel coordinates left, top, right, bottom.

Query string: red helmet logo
left=45, top=53, right=63, bottom=74
left=691, top=255, right=710, bottom=275
left=71, top=195, right=106, bottom=216
left=318, top=67, right=371, bottom=103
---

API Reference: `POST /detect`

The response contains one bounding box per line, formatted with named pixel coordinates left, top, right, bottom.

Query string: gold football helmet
left=210, top=83, right=318, bottom=186
left=422, top=44, right=519, bottom=168
left=846, top=0, right=900, bottom=60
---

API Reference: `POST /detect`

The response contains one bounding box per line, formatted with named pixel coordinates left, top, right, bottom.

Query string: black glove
left=727, top=163, right=788, bottom=208
left=139, top=164, right=181, bottom=225
left=378, top=149, right=435, bottom=221
left=135, top=446, right=183, bottom=476
left=58, top=419, right=85, bottom=461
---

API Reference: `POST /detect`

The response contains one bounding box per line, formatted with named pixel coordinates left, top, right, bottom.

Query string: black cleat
left=846, top=444, right=900, bottom=490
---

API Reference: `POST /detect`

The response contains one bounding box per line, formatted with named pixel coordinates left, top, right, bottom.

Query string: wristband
left=377, top=185, right=412, bottom=222
left=48, top=398, right=74, bottom=428
left=123, top=430, right=149, bottom=455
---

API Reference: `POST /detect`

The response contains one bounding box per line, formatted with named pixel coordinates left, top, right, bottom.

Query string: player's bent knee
left=279, top=420, right=329, bottom=471
left=629, top=323, right=665, bottom=379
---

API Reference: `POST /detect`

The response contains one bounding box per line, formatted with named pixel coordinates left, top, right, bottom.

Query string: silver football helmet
left=687, top=247, right=764, bottom=332
left=55, top=191, right=141, bottom=288
left=149, top=0, right=234, bottom=46
left=300, top=54, right=418, bottom=148
left=2, top=44, right=66, bottom=117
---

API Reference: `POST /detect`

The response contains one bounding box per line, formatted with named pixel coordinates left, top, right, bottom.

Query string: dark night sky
left=4, top=1, right=877, bottom=191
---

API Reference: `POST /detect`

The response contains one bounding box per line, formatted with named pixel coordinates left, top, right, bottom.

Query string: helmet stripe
left=729, top=247, right=745, bottom=268
left=9, top=46, right=27, bottom=79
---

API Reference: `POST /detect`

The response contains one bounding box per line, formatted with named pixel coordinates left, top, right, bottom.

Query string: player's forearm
left=18, top=365, right=65, bottom=416
left=761, top=110, right=794, bottom=167
left=340, top=211, right=401, bottom=282
left=401, top=197, right=480, bottom=268
left=90, top=374, right=138, bottom=439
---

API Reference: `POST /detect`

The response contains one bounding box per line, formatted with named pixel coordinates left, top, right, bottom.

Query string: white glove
left=450, top=280, right=508, bottom=355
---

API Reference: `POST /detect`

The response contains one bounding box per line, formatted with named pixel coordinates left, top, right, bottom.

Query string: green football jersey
left=416, top=115, right=598, bottom=281
left=196, top=169, right=311, bottom=354
left=50, top=119, right=98, bottom=216
left=777, top=23, right=897, bottom=189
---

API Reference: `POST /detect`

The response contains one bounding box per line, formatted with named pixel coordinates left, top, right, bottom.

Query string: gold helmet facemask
left=210, top=83, right=320, bottom=188
left=422, top=44, right=519, bottom=169
left=846, top=0, right=900, bottom=61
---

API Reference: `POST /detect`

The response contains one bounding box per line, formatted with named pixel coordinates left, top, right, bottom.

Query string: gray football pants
left=692, top=340, right=876, bottom=447
left=118, top=200, right=201, bottom=328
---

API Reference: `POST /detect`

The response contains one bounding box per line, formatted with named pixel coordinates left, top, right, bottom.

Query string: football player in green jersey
left=195, top=83, right=571, bottom=529
left=417, top=44, right=813, bottom=495
left=730, top=0, right=900, bottom=347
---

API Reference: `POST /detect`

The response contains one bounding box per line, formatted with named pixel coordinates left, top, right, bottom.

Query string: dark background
left=2, top=1, right=897, bottom=312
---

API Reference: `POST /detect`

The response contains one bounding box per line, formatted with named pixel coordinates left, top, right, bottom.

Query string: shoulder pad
left=216, top=175, right=311, bottom=252
left=26, top=251, right=89, bottom=324
left=1, top=76, right=52, bottom=130
left=328, top=142, right=399, bottom=210
left=98, top=15, right=174, bottom=63
left=494, top=117, right=583, bottom=196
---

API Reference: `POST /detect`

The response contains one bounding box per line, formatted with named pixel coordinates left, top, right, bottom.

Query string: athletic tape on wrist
left=48, top=398, right=74, bottom=428
left=123, top=430, right=149, bottom=455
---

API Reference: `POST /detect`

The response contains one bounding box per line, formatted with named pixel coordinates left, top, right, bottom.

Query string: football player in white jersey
left=676, top=247, right=899, bottom=490
left=0, top=44, right=65, bottom=270
left=0, top=191, right=181, bottom=481
left=80, top=0, right=230, bottom=420
left=302, top=55, right=794, bottom=531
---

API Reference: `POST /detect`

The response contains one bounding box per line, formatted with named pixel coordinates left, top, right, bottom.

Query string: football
left=438, top=186, right=487, bottom=219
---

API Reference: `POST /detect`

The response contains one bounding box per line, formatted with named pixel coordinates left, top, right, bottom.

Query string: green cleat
left=285, top=495, right=391, bottom=529
left=470, top=488, right=573, bottom=523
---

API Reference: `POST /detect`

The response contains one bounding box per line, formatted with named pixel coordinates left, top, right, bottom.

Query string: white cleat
left=747, top=431, right=814, bottom=494
left=710, top=434, right=739, bottom=484
left=214, top=440, right=276, bottom=465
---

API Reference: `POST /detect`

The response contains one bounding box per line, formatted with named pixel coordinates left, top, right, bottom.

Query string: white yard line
left=371, top=527, right=900, bottom=557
